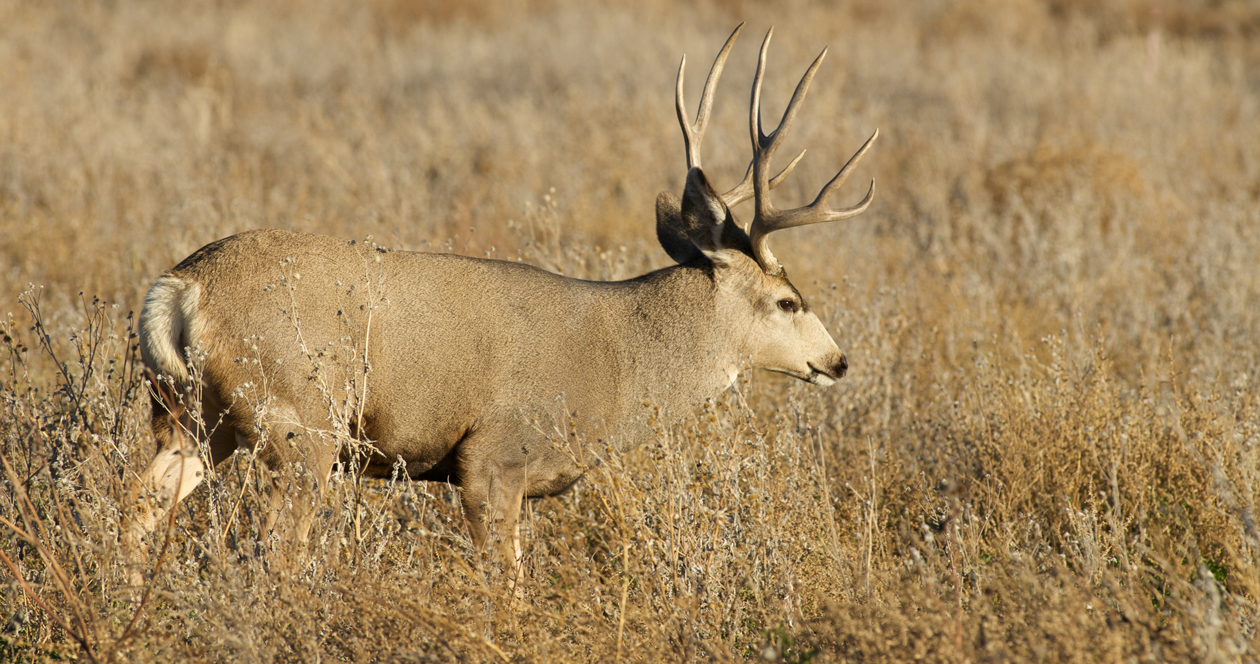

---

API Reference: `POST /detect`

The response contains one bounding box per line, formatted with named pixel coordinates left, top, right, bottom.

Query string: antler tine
left=674, top=24, right=805, bottom=211
left=746, top=29, right=877, bottom=274
left=676, top=23, right=744, bottom=170
left=750, top=29, right=827, bottom=220
left=720, top=148, right=805, bottom=210
left=750, top=130, right=878, bottom=273
left=776, top=129, right=878, bottom=229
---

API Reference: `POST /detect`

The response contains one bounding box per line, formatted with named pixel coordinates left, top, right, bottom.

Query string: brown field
left=3, top=0, right=1260, bottom=661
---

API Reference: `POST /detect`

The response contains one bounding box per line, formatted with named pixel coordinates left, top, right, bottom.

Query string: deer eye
left=777, top=299, right=798, bottom=314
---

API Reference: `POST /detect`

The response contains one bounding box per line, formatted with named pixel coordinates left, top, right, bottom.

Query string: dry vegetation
left=2, top=0, right=1260, bottom=661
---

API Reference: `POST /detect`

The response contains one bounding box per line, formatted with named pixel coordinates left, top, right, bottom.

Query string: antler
left=675, top=24, right=803, bottom=209
left=746, top=28, right=877, bottom=275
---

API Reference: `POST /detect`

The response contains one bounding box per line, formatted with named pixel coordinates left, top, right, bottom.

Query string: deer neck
left=612, top=262, right=752, bottom=415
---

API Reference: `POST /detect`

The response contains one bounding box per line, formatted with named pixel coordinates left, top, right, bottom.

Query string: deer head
left=656, top=24, right=877, bottom=385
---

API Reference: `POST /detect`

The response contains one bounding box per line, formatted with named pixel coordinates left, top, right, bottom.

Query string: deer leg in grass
left=260, top=464, right=331, bottom=548
left=255, top=420, right=338, bottom=548
left=462, top=456, right=528, bottom=578
left=496, top=464, right=528, bottom=589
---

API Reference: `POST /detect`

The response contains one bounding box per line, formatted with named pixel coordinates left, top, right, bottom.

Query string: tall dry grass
left=2, top=0, right=1260, bottom=661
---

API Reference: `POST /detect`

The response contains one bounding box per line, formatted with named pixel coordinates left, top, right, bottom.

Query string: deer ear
left=655, top=191, right=702, bottom=264
left=657, top=168, right=749, bottom=265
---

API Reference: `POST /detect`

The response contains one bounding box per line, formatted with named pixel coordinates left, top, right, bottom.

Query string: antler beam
left=745, top=28, right=877, bottom=274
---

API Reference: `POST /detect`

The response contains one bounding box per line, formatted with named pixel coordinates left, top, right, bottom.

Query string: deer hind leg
left=253, top=405, right=337, bottom=549
left=460, top=455, right=527, bottom=586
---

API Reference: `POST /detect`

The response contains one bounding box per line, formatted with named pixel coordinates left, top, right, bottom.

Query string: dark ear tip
left=683, top=167, right=714, bottom=194
left=682, top=168, right=725, bottom=218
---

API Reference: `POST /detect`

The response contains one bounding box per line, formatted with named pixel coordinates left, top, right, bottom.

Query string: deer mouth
left=765, top=360, right=844, bottom=386
left=805, top=362, right=839, bottom=386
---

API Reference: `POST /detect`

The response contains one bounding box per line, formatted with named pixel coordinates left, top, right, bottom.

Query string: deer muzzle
left=806, top=353, right=848, bottom=386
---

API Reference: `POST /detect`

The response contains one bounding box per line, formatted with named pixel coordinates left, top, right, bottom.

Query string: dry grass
left=2, top=0, right=1260, bottom=661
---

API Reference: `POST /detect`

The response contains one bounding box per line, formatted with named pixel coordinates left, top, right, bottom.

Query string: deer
left=123, top=24, right=877, bottom=571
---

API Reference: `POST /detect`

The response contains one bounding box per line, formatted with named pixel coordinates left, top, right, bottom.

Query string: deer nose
left=835, top=354, right=848, bottom=378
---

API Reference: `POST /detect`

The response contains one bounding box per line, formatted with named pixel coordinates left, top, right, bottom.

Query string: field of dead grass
left=3, top=0, right=1260, bottom=661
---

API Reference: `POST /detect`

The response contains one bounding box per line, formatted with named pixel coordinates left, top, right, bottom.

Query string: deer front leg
left=261, top=457, right=335, bottom=549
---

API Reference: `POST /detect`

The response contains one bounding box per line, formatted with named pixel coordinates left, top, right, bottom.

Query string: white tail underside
left=139, top=276, right=202, bottom=382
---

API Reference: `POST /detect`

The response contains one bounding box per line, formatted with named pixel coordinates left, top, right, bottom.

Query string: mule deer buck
left=124, top=24, right=876, bottom=568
